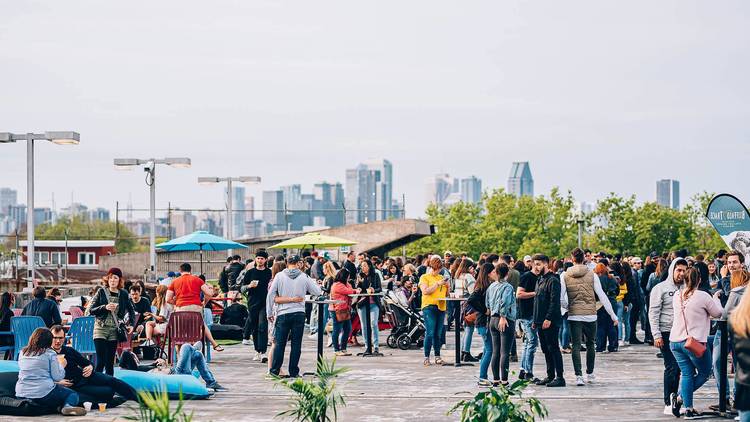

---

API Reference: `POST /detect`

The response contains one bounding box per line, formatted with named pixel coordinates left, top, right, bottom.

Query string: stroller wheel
left=397, top=334, right=412, bottom=350
left=387, top=334, right=398, bottom=349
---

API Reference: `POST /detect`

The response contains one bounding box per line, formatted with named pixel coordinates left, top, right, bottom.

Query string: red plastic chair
left=69, top=307, right=84, bottom=321
left=165, top=311, right=205, bottom=364
left=12, top=309, right=22, bottom=317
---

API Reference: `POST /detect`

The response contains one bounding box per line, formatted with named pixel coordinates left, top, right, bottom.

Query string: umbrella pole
left=200, top=247, right=204, bottom=276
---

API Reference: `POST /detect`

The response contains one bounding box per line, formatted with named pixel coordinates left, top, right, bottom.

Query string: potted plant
left=126, top=388, right=194, bottom=422
left=448, top=380, right=547, bottom=422
left=274, top=357, right=348, bottom=422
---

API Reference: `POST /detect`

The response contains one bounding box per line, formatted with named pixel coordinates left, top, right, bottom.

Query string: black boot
left=461, top=352, right=478, bottom=362
left=546, top=378, right=566, bottom=387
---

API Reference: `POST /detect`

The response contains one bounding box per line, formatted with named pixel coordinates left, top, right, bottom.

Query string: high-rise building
left=88, top=208, right=110, bottom=222
left=0, top=188, right=17, bottom=216
left=507, top=162, right=534, bottom=197
left=172, top=210, right=197, bottom=237
left=60, top=202, right=88, bottom=218
left=262, top=190, right=285, bottom=231
left=314, top=181, right=345, bottom=227
left=656, top=179, right=680, bottom=209
left=460, top=176, right=482, bottom=205
left=345, top=159, right=393, bottom=224
left=8, top=204, right=27, bottom=227
left=244, top=196, right=255, bottom=223
left=426, top=173, right=457, bottom=206
left=225, top=186, right=246, bottom=238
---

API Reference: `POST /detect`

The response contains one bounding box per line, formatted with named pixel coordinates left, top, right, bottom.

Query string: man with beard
left=649, top=258, right=688, bottom=416
left=531, top=254, right=565, bottom=387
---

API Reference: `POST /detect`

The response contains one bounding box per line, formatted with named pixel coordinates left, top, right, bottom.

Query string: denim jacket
left=486, top=281, right=517, bottom=321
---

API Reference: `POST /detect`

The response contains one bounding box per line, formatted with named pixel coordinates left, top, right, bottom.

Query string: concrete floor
left=20, top=329, right=731, bottom=422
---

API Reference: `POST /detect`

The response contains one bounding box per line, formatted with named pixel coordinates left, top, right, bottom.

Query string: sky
left=1, top=0, right=749, bottom=220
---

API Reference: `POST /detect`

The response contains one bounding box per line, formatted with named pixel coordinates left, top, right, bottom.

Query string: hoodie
left=648, top=259, right=685, bottom=340
left=723, top=285, right=746, bottom=320
left=266, top=268, right=322, bottom=318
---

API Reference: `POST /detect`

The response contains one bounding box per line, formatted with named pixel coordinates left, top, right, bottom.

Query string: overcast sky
left=1, top=1, right=749, bottom=219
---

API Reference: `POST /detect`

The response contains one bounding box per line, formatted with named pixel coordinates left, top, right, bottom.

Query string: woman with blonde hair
left=143, top=285, right=172, bottom=346
left=730, top=278, right=750, bottom=421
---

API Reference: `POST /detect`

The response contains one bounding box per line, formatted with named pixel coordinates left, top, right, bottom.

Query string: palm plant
left=126, top=388, right=194, bottom=422
left=274, top=357, right=349, bottom=422
left=448, top=380, right=548, bottom=422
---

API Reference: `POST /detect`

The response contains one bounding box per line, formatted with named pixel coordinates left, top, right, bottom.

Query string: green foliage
left=126, top=388, right=194, bottom=422
left=274, top=357, right=348, bottom=422
left=448, top=380, right=548, bottom=422
left=34, top=215, right=139, bottom=253
left=401, top=189, right=727, bottom=258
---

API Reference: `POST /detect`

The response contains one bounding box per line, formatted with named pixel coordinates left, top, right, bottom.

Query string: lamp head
left=198, top=177, right=220, bottom=185
left=45, top=131, right=80, bottom=145
left=165, top=157, right=191, bottom=168
left=113, top=158, right=140, bottom=171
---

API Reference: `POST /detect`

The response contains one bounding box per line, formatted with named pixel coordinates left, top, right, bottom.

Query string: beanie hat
left=256, top=250, right=269, bottom=259
left=107, top=267, right=123, bottom=279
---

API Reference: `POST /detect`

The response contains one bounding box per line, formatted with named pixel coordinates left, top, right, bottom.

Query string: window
left=51, top=252, right=68, bottom=266
left=77, top=252, right=95, bottom=265
left=34, top=252, right=50, bottom=265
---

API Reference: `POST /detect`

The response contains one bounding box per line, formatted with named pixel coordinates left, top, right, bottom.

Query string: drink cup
left=250, top=280, right=259, bottom=288
left=98, top=403, right=107, bottom=412
left=56, top=354, right=65, bottom=365
left=83, top=402, right=92, bottom=411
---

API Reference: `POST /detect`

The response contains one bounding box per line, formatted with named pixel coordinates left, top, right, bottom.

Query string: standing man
left=223, top=255, right=245, bottom=294
left=560, top=248, right=618, bottom=386
left=241, top=250, right=272, bottom=362
left=266, top=255, right=322, bottom=378
left=628, top=257, right=645, bottom=344
left=531, top=254, right=565, bottom=387
left=516, top=257, right=540, bottom=382
left=343, top=251, right=358, bottom=286
left=648, top=258, right=688, bottom=416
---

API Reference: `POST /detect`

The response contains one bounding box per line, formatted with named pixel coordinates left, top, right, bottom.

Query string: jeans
left=570, top=320, right=597, bottom=376
left=490, top=317, right=515, bottom=382
left=74, top=371, right=138, bottom=403
left=629, top=303, right=642, bottom=341
left=518, top=319, right=537, bottom=374
left=596, top=309, right=618, bottom=352
left=671, top=340, right=712, bottom=409
left=560, top=316, right=571, bottom=349
left=94, top=339, right=118, bottom=376
left=24, top=384, right=79, bottom=410
left=357, top=304, right=380, bottom=349
left=245, top=305, right=268, bottom=353
left=659, top=332, right=681, bottom=405
left=617, top=302, right=630, bottom=341
left=423, top=305, right=444, bottom=358
left=271, top=312, right=306, bottom=377
left=174, top=341, right=216, bottom=386
left=538, top=324, right=564, bottom=379
left=463, top=324, right=475, bottom=354
left=477, top=325, right=492, bottom=380
left=330, top=311, right=352, bottom=352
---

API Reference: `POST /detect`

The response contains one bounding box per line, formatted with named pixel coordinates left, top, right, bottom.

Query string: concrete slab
left=21, top=331, right=730, bottom=422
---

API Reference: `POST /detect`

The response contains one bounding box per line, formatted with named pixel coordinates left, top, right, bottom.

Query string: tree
left=35, top=216, right=139, bottom=253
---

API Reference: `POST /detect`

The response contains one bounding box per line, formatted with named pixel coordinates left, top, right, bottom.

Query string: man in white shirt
left=560, top=248, right=618, bottom=386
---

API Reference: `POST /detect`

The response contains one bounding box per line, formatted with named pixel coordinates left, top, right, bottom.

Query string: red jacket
left=330, top=282, right=357, bottom=312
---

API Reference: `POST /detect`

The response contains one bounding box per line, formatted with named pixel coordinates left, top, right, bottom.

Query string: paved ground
left=23, top=329, right=731, bottom=422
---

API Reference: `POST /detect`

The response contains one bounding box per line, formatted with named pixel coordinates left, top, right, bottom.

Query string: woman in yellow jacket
left=419, top=256, right=449, bottom=366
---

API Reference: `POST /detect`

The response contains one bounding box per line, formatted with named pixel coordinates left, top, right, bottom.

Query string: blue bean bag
left=0, top=361, right=210, bottom=400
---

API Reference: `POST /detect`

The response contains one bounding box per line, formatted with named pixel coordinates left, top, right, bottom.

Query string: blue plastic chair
left=11, top=316, right=45, bottom=360
left=68, top=316, right=96, bottom=359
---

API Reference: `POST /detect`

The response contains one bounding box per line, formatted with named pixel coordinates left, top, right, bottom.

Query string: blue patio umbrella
left=156, top=231, right=248, bottom=274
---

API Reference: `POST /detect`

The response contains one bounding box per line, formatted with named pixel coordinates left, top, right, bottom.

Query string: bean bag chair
left=113, top=369, right=212, bottom=400
left=210, top=324, right=243, bottom=340
left=220, top=303, right=247, bottom=327
left=0, top=372, right=58, bottom=416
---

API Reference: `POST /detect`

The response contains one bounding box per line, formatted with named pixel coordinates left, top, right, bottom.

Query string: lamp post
left=0, top=131, right=80, bottom=286
left=198, top=176, right=261, bottom=255
left=577, top=215, right=585, bottom=249
left=114, top=157, right=191, bottom=280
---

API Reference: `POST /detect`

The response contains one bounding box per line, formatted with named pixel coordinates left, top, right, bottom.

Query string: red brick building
left=19, top=240, right=116, bottom=269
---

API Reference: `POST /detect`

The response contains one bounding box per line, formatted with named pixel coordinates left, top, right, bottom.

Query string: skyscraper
left=345, top=159, right=393, bottom=224
left=460, top=176, right=482, bottom=205
left=656, top=179, right=680, bottom=209
left=0, top=188, right=17, bottom=216
left=507, top=162, right=534, bottom=197
left=262, top=190, right=285, bottom=231
left=314, top=181, right=345, bottom=227
left=226, top=185, right=246, bottom=238
left=426, top=173, right=457, bottom=206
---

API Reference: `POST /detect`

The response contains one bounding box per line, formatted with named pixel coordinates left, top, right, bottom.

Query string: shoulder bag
left=680, top=293, right=706, bottom=358
left=105, top=290, right=129, bottom=343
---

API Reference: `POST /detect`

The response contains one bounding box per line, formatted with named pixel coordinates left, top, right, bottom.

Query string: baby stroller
left=383, top=290, right=425, bottom=350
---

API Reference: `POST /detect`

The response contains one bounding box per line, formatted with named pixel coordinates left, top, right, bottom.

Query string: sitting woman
left=15, top=327, right=87, bottom=416
left=143, top=285, right=172, bottom=346
left=0, top=292, right=15, bottom=358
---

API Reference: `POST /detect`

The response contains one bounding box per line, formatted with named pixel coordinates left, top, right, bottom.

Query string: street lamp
left=114, top=157, right=191, bottom=280
left=198, top=176, right=261, bottom=254
left=0, top=131, right=80, bottom=285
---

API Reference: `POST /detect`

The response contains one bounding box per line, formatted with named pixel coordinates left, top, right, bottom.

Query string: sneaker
left=546, top=378, right=566, bottom=387
left=340, top=350, right=352, bottom=356
left=671, top=393, right=683, bottom=417
left=684, top=409, right=705, bottom=420
left=562, top=348, right=572, bottom=354
left=535, top=377, right=552, bottom=386
left=576, top=376, right=585, bottom=386
left=252, top=352, right=262, bottom=361
left=518, top=369, right=527, bottom=381
left=664, top=405, right=673, bottom=416
left=308, top=333, right=318, bottom=339
left=61, top=406, right=87, bottom=416
left=207, top=382, right=228, bottom=392
left=261, top=354, right=268, bottom=363
left=242, top=339, right=252, bottom=346
left=477, top=379, right=493, bottom=387
left=586, top=373, right=596, bottom=383
left=335, top=351, right=345, bottom=356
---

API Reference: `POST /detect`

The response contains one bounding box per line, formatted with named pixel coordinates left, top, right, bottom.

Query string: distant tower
left=507, top=162, right=534, bottom=197
left=656, top=179, right=680, bottom=209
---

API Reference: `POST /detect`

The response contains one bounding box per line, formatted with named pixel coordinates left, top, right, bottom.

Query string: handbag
left=680, top=292, right=707, bottom=358
left=104, top=289, right=128, bottom=343
left=335, top=308, right=351, bottom=322
left=462, top=301, right=478, bottom=325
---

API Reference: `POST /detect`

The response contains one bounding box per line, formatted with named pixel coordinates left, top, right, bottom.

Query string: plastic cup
left=56, top=354, right=65, bottom=365
left=83, top=402, right=92, bottom=411
left=98, top=403, right=106, bottom=412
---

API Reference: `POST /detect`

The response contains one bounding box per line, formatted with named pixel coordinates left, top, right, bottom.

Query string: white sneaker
left=576, top=376, right=585, bottom=386
left=252, top=352, right=261, bottom=361
left=664, top=405, right=672, bottom=416
left=586, top=373, right=596, bottom=383
left=308, top=333, right=318, bottom=339
left=326, top=337, right=333, bottom=347
left=261, top=354, right=268, bottom=363
left=242, top=339, right=252, bottom=346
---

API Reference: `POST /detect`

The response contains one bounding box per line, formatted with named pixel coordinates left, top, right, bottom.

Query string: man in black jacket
left=50, top=325, right=137, bottom=406
left=22, top=287, right=61, bottom=327
left=532, top=254, right=565, bottom=387
left=240, top=250, right=272, bottom=362
left=343, top=251, right=357, bottom=285
left=219, top=255, right=244, bottom=294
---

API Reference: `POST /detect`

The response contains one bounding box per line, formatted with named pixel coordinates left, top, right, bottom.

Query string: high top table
left=305, top=298, right=344, bottom=361
left=349, top=292, right=385, bottom=357
left=438, top=297, right=473, bottom=367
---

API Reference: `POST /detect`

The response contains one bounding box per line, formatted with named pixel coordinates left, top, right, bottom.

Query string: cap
left=322, top=252, right=331, bottom=260
left=523, top=255, right=532, bottom=262
left=443, top=250, right=453, bottom=257
left=286, top=255, right=301, bottom=265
